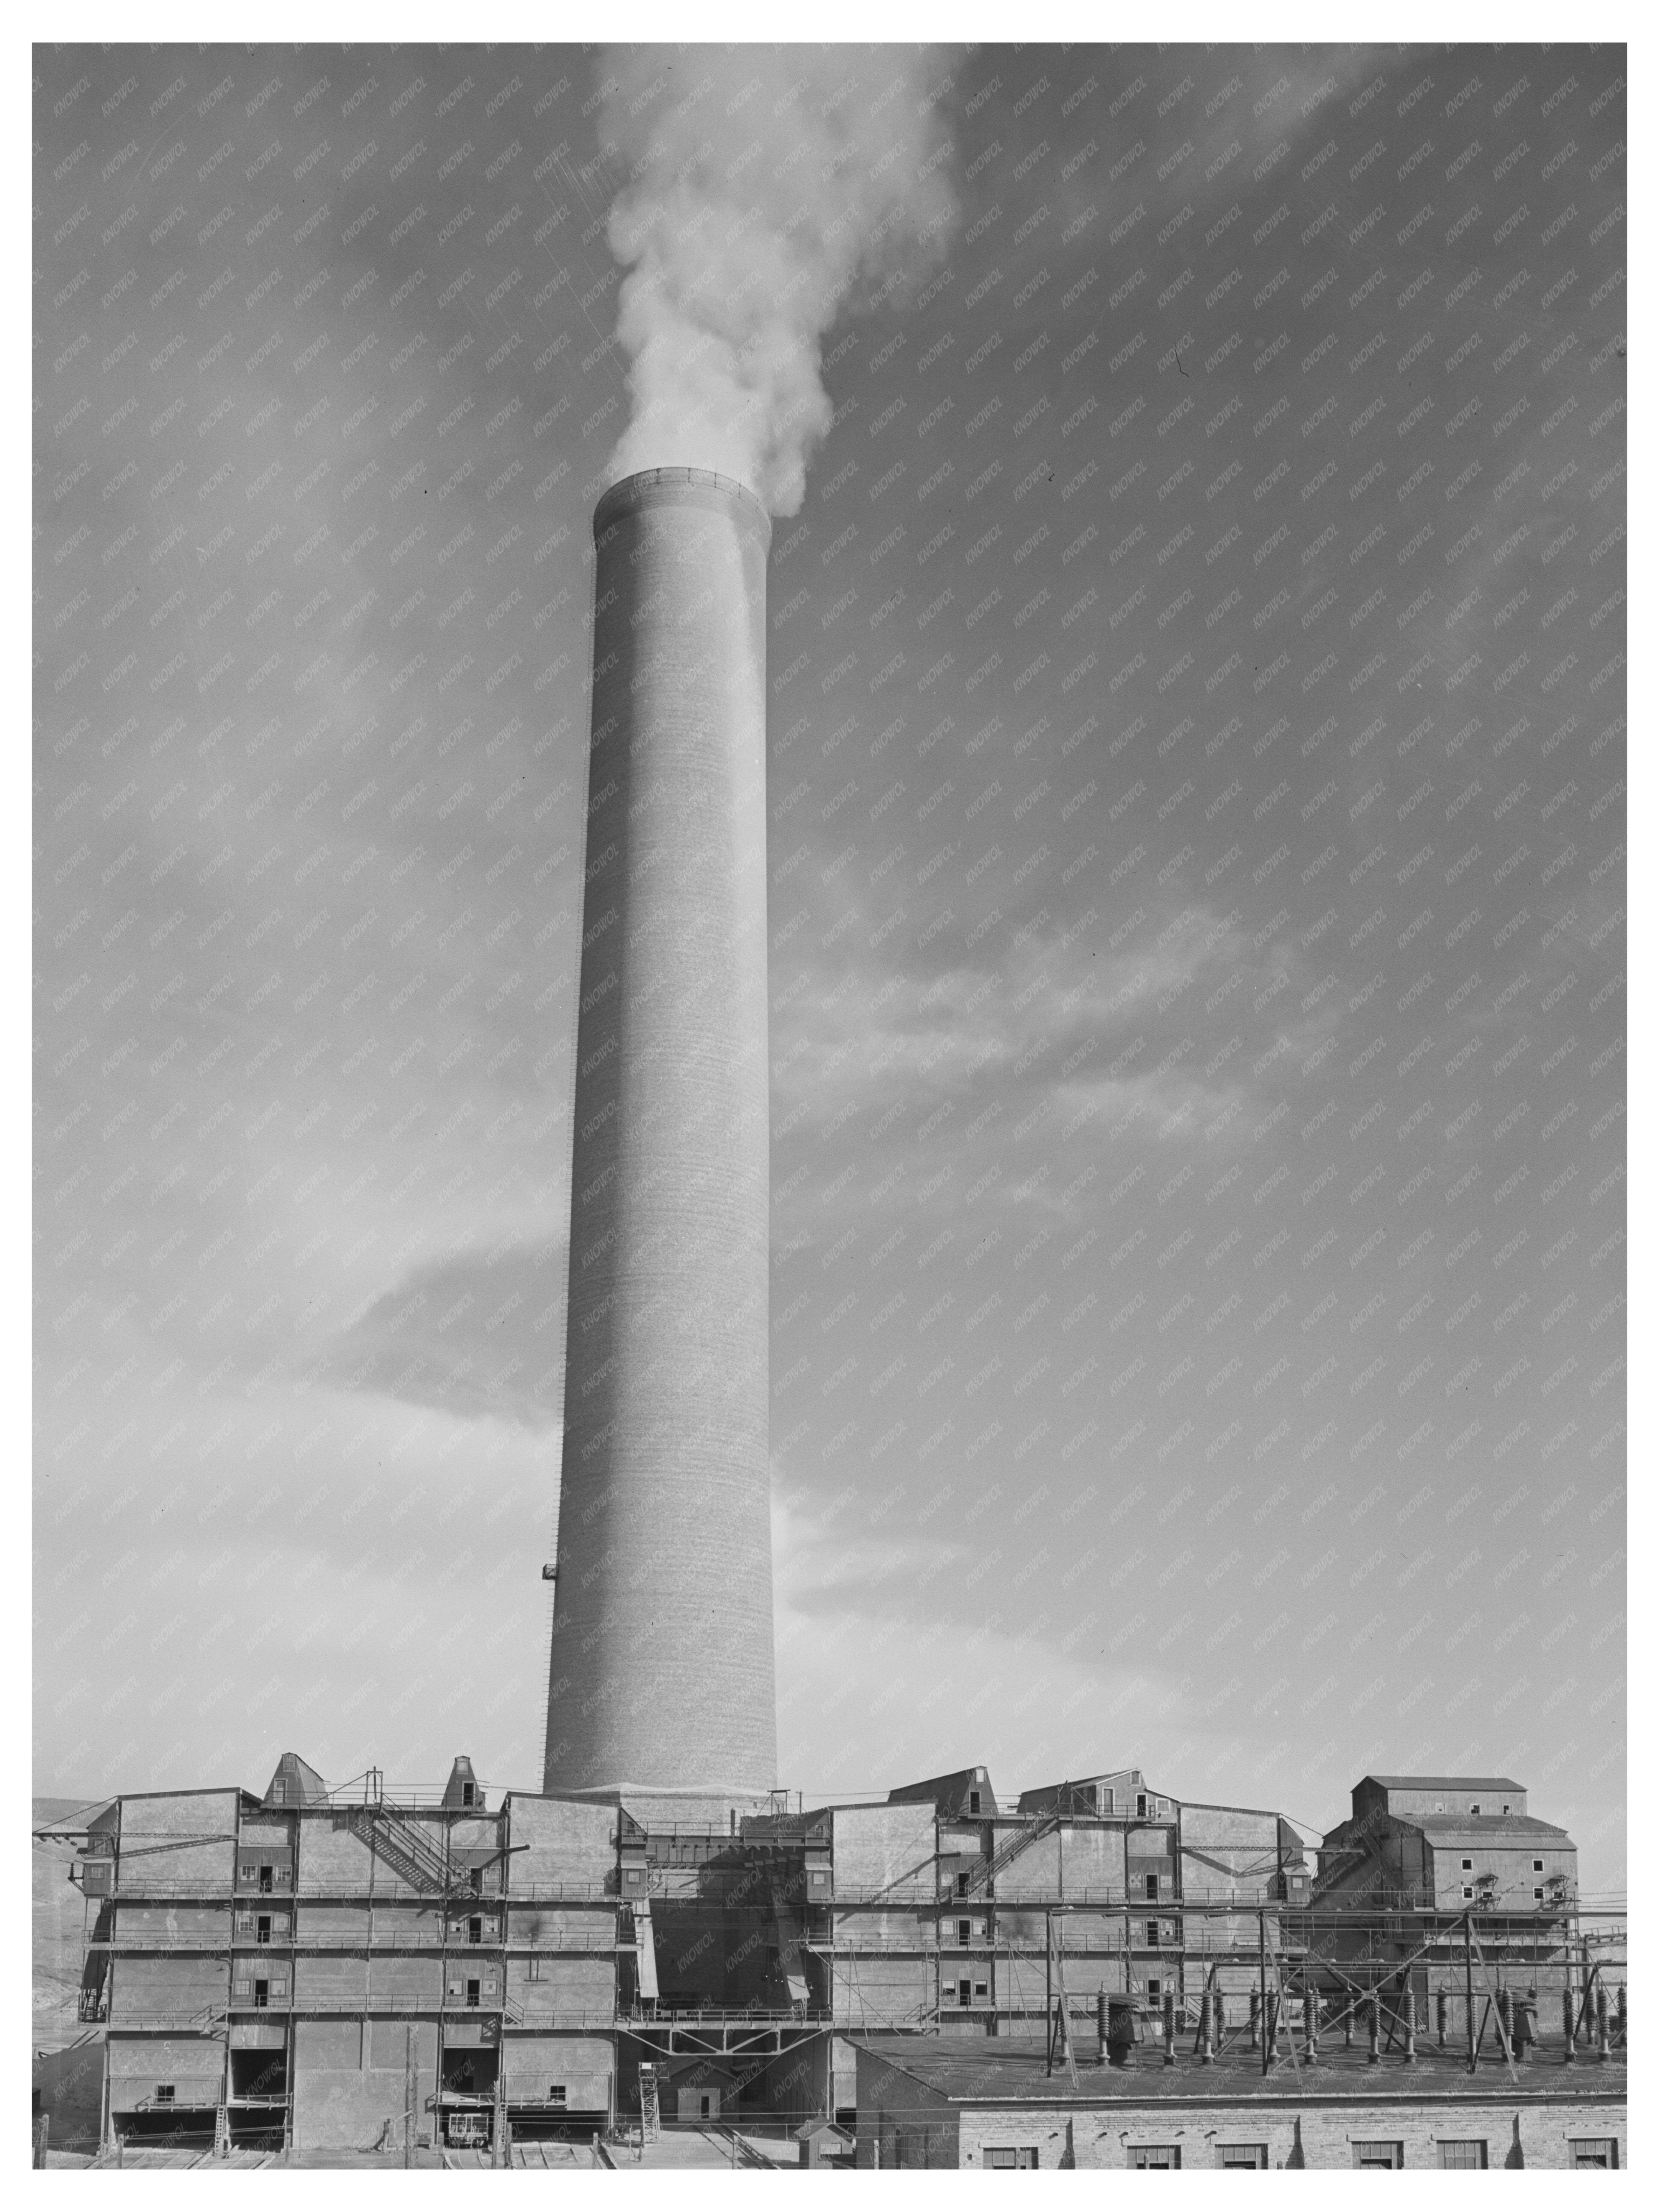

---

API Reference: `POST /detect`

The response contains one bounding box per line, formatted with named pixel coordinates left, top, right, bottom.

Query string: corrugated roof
left=1362, top=1775, right=1525, bottom=1792
left=851, top=2035, right=1618, bottom=2106
left=1410, top=1815, right=1570, bottom=1843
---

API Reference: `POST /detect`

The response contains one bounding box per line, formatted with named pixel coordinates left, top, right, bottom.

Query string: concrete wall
left=832, top=1802, right=936, bottom=1898
left=107, top=2031, right=224, bottom=2112
left=118, top=1789, right=240, bottom=1894
left=508, top=1792, right=616, bottom=1890
left=289, top=2014, right=438, bottom=2152
left=502, top=2030, right=611, bottom=2110
left=112, top=1951, right=228, bottom=2023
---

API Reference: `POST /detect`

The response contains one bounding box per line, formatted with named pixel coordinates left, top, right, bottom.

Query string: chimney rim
left=593, top=466, right=772, bottom=548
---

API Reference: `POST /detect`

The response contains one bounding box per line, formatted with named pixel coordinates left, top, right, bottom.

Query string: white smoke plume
left=593, top=47, right=957, bottom=515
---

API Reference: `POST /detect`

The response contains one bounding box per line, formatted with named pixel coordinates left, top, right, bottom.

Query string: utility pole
left=404, top=2025, right=415, bottom=2168
left=1464, top=1914, right=1477, bottom=2074
left=1258, top=1910, right=1269, bottom=2078
left=1045, top=1911, right=1053, bottom=2077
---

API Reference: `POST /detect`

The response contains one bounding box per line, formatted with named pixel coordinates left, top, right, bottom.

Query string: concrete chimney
left=543, top=467, right=776, bottom=1797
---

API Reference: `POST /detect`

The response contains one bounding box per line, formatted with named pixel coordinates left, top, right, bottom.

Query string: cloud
left=325, top=1238, right=568, bottom=1428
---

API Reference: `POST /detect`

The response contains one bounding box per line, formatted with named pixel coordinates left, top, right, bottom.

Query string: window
left=155, top=2085, right=175, bottom=2107
left=466, top=1978, right=481, bottom=2007
left=1147, top=1979, right=1162, bottom=2001
left=1462, top=1886, right=1474, bottom=1902
left=956, top=1978, right=973, bottom=2006
left=1533, top=1859, right=1544, bottom=1873
left=270, top=1975, right=287, bottom=1999
left=1147, top=1921, right=1160, bottom=1947
left=470, top=1916, right=484, bottom=1945
left=233, top=1979, right=251, bottom=1999
left=549, top=2087, right=566, bottom=2108
left=969, top=1790, right=982, bottom=1815
left=1470, top=1804, right=1481, bottom=1816
left=1438, top=2142, right=1487, bottom=2169
left=239, top=1861, right=257, bottom=1882
left=1534, top=1889, right=1544, bottom=1902
left=527, top=1957, right=543, bottom=1981
left=1218, top=2145, right=1268, bottom=2170
left=469, top=1869, right=484, bottom=1896
left=1098, top=1786, right=1115, bottom=1815
left=461, top=1782, right=475, bottom=1807
left=984, top=2147, right=1039, bottom=2169
left=1131, top=2145, right=1181, bottom=2169
left=1352, top=2141, right=1403, bottom=2169
left=272, top=1781, right=287, bottom=1803
left=1570, top=2140, right=1618, bottom=2170
left=1145, top=1873, right=1159, bottom=1901
left=957, top=1918, right=972, bottom=1945
left=1461, top=1859, right=1473, bottom=1872
left=974, top=1980, right=989, bottom=2000
left=1502, top=1803, right=1510, bottom=1814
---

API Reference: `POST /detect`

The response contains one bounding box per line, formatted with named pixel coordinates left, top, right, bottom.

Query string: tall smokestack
left=544, top=466, right=775, bottom=1797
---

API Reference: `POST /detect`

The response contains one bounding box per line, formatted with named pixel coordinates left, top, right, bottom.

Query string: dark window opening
left=461, top=1782, right=475, bottom=1807
left=1219, top=2145, right=1268, bottom=2170
left=1132, top=2145, right=1180, bottom=2169
left=469, top=1916, right=483, bottom=1945
left=549, top=2086, right=566, bottom=2108
left=155, top=2085, right=175, bottom=2107
left=1145, top=1873, right=1159, bottom=1901
left=956, top=1978, right=973, bottom=2006
left=467, top=1978, right=481, bottom=2007
left=1470, top=1804, right=1481, bottom=1816
left=469, top=1869, right=484, bottom=1896
left=231, top=2051, right=288, bottom=2100
left=1136, top=1794, right=1148, bottom=1817
left=985, top=2146, right=1038, bottom=2169
left=1147, top=1978, right=1162, bottom=2001
left=258, top=1865, right=274, bottom=1894
left=969, top=1789, right=981, bottom=1815
left=956, top=1871, right=972, bottom=1897
left=257, top=1915, right=272, bottom=1945
left=1146, top=1921, right=1159, bottom=1947
left=957, top=1918, right=972, bottom=1945
left=1534, top=1859, right=1544, bottom=1872
left=253, top=1980, right=269, bottom=2009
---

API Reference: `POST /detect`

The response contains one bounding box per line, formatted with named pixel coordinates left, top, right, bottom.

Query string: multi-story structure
left=64, top=1752, right=1611, bottom=2156
left=1308, top=1774, right=1584, bottom=2029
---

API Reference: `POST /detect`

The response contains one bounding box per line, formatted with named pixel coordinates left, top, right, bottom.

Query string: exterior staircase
left=959, top=1813, right=1058, bottom=1898
left=346, top=1801, right=467, bottom=1894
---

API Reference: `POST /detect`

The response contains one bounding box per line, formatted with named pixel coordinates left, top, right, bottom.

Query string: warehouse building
left=851, top=2034, right=1626, bottom=2169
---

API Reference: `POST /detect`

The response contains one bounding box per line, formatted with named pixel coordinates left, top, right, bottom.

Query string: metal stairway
left=346, top=1801, right=464, bottom=1894
left=960, top=1813, right=1058, bottom=1898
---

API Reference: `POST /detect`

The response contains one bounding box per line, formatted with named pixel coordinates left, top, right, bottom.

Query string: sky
left=33, top=40, right=1626, bottom=1894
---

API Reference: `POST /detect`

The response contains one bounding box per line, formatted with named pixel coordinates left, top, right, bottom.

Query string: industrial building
left=851, top=2035, right=1627, bottom=2169
left=51, top=1745, right=1624, bottom=2160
